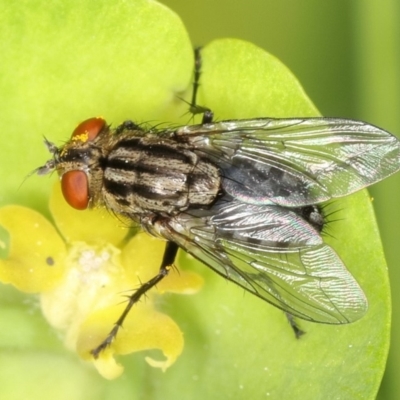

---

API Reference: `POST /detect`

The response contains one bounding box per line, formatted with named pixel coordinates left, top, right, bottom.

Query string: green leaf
left=0, top=1, right=389, bottom=399
left=197, top=38, right=319, bottom=119
left=0, top=226, right=10, bottom=260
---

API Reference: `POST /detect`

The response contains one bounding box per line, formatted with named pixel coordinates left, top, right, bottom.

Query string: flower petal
left=50, top=182, right=129, bottom=246
left=120, top=234, right=165, bottom=281
left=0, top=206, right=66, bottom=292
left=157, top=262, right=204, bottom=295
left=77, top=303, right=184, bottom=379
left=121, top=233, right=204, bottom=294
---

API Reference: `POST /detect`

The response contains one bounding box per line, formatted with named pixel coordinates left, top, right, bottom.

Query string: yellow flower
left=0, top=183, right=203, bottom=380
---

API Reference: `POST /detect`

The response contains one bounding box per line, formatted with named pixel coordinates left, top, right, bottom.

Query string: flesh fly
left=37, top=112, right=400, bottom=357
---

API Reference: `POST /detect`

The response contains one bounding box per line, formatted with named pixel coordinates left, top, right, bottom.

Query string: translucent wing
left=175, top=118, right=400, bottom=206
left=156, top=198, right=367, bottom=324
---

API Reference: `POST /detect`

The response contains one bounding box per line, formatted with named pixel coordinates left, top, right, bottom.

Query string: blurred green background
left=160, top=0, right=400, bottom=399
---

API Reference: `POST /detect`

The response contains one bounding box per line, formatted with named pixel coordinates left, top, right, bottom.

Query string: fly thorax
left=187, top=159, right=221, bottom=206
left=101, top=136, right=221, bottom=216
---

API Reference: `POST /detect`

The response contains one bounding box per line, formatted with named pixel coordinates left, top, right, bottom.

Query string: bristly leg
left=90, top=241, right=179, bottom=358
left=190, top=47, right=214, bottom=124
left=286, top=313, right=305, bottom=339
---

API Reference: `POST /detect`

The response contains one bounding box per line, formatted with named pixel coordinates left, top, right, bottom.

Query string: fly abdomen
left=101, top=136, right=221, bottom=215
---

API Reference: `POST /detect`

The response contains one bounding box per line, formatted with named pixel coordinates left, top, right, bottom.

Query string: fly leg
left=190, top=47, right=214, bottom=124
left=285, top=313, right=305, bottom=339
left=90, top=241, right=179, bottom=358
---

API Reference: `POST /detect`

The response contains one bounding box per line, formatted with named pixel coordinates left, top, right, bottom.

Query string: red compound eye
left=61, top=170, right=89, bottom=210
left=71, top=117, right=106, bottom=141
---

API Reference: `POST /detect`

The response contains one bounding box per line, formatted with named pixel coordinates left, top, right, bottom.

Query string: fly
left=36, top=52, right=400, bottom=358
